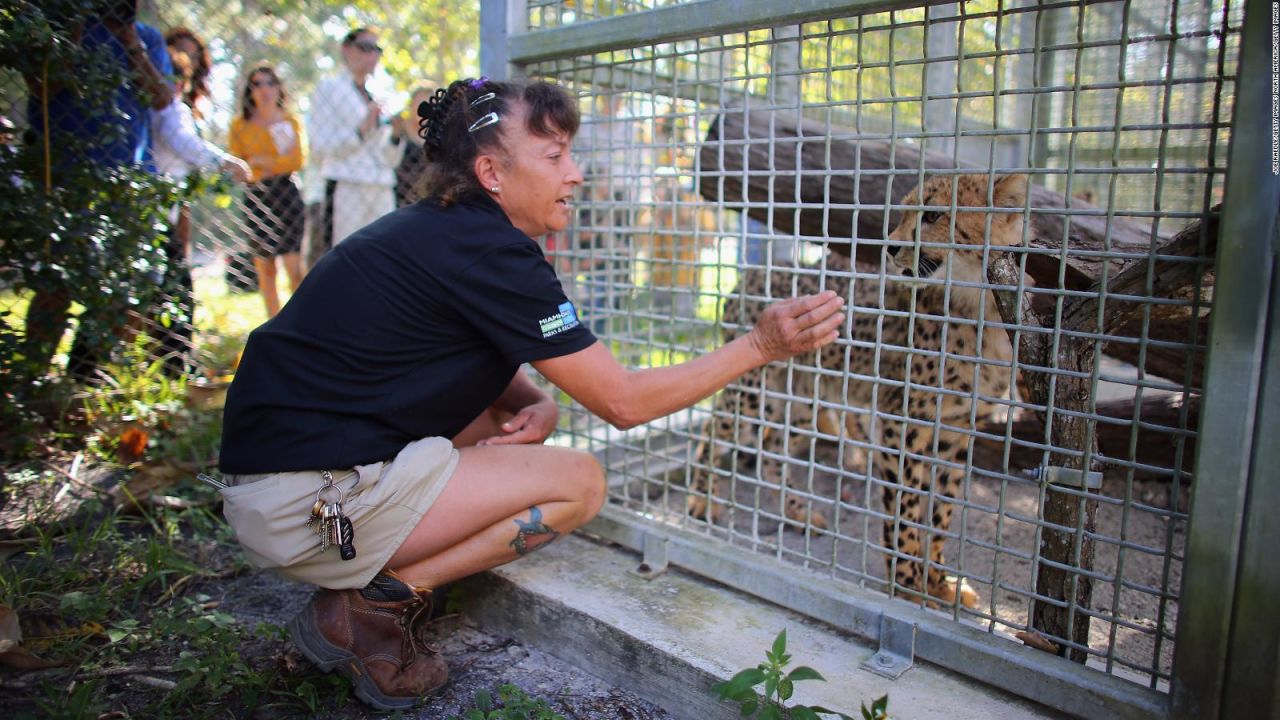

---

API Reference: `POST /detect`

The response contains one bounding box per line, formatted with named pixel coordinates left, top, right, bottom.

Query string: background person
left=164, top=27, right=212, bottom=119
left=149, top=46, right=249, bottom=375
left=21, top=0, right=173, bottom=381
left=307, top=28, right=405, bottom=246
left=217, top=77, right=844, bottom=711
left=229, top=63, right=306, bottom=318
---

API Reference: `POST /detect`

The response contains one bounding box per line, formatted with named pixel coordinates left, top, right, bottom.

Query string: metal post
left=923, top=3, right=958, bottom=159
left=480, top=0, right=528, bottom=81
left=1171, top=0, right=1280, bottom=716
left=1219, top=211, right=1280, bottom=719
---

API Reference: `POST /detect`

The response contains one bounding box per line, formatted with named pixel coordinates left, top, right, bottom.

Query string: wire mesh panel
left=510, top=0, right=1242, bottom=707
left=1, top=0, right=474, bottom=388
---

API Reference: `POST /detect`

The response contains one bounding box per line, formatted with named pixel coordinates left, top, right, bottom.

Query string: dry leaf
left=0, top=646, right=66, bottom=670
left=0, top=606, right=66, bottom=670
left=116, top=426, right=150, bottom=465
left=111, top=462, right=186, bottom=511
left=1015, top=630, right=1061, bottom=654
left=21, top=615, right=107, bottom=651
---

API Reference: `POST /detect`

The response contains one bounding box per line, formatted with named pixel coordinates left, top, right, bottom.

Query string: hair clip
left=468, top=76, right=489, bottom=90
left=469, top=92, right=496, bottom=108
left=467, top=111, right=500, bottom=133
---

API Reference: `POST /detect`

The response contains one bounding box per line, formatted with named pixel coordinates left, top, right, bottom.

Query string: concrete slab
left=463, top=533, right=1070, bottom=720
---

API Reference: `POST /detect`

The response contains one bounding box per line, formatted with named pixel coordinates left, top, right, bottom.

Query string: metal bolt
left=637, top=562, right=651, bottom=573
left=876, top=654, right=892, bottom=667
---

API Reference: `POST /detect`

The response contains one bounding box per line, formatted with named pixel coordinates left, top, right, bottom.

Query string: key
left=319, top=503, right=339, bottom=551
left=337, top=515, right=357, bottom=561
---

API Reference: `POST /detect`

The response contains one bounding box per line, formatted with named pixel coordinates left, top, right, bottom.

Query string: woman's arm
left=108, top=22, right=172, bottom=111
left=532, top=291, right=844, bottom=430
left=152, top=100, right=224, bottom=169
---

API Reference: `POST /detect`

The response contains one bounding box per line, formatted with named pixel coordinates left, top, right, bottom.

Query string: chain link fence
left=1, top=0, right=473, bottom=396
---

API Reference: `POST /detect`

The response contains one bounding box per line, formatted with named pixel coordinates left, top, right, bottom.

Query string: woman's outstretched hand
left=747, top=290, right=846, bottom=363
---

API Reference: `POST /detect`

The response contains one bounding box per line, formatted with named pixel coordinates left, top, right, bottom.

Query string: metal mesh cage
left=515, top=0, right=1240, bottom=698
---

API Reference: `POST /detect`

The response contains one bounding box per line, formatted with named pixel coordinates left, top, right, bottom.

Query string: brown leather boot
left=288, top=572, right=449, bottom=710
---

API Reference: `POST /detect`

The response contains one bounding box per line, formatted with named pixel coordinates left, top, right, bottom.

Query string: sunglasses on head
left=251, top=78, right=279, bottom=88
left=353, top=40, right=382, bottom=54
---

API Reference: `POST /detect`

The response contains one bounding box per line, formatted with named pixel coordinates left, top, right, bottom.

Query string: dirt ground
left=217, top=570, right=678, bottom=719
left=0, top=466, right=674, bottom=720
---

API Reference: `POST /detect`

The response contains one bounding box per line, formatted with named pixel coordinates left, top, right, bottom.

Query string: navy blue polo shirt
left=218, top=193, right=597, bottom=474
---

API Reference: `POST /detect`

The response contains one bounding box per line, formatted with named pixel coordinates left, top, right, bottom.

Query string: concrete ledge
left=462, top=534, right=1066, bottom=720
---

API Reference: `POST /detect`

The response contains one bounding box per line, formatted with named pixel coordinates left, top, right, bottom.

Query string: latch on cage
left=862, top=615, right=916, bottom=679
left=629, top=533, right=669, bottom=580
left=1042, top=465, right=1103, bottom=490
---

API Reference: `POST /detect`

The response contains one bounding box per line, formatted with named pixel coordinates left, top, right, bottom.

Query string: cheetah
left=686, top=173, right=1026, bottom=608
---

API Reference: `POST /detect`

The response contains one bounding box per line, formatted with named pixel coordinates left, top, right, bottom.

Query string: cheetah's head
left=887, top=173, right=1028, bottom=281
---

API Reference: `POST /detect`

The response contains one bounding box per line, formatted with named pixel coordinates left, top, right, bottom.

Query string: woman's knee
left=567, top=450, right=606, bottom=516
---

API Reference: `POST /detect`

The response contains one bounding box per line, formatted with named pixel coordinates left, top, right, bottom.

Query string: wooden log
left=698, top=107, right=1215, bottom=387
left=698, top=106, right=1171, bottom=293
left=974, top=393, right=1200, bottom=476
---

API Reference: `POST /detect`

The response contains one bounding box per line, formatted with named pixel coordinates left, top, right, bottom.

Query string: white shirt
left=307, top=69, right=404, bottom=190
left=151, top=99, right=228, bottom=178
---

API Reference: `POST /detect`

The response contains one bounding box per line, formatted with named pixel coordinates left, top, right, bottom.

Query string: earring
left=490, top=186, right=499, bottom=193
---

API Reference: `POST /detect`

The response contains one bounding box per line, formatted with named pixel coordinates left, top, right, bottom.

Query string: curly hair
left=414, top=77, right=580, bottom=207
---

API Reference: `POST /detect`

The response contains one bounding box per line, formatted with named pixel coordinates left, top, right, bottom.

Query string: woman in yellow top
left=229, top=64, right=306, bottom=317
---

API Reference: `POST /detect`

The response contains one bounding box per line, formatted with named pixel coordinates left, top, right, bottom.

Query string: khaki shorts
left=221, top=436, right=458, bottom=589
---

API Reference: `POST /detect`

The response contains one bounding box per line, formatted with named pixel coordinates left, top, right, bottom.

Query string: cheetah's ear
left=990, top=174, right=1029, bottom=244
left=992, top=174, right=1029, bottom=208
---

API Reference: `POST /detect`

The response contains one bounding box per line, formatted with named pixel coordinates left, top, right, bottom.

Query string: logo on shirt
left=539, top=302, right=580, bottom=338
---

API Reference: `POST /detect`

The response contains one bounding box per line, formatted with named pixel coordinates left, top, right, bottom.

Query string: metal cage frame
left=480, top=0, right=1280, bottom=717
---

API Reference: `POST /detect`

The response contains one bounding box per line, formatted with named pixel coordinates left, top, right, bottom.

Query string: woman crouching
left=216, top=77, right=845, bottom=710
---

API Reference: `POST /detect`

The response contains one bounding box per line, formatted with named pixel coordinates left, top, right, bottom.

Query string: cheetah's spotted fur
left=687, top=174, right=1027, bottom=608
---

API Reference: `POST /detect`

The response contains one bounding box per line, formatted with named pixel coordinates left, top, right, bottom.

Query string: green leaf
left=474, top=689, right=494, bottom=712
left=759, top=704, right=783, bottom=720
left=716, top=668, right=766, bottom=699
left=791, top=707, right=822, bottom=720
left=764, top=675, right=778, bottom=700
left=778, top=679, right=794, bottom=701
left=786, top=666, right=826, bottom=683
left=741, top=699, right=758, bottom=716
left=772, top=629, right=788, bottom=659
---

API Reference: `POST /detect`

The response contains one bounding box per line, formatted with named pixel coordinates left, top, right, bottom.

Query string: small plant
left=449, top=684, right=566, bottom=720
left=712, top=629, right=889, bottom=720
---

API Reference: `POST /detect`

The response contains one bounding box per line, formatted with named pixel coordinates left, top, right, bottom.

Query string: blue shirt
left=29, top=21, right=172, bottom=169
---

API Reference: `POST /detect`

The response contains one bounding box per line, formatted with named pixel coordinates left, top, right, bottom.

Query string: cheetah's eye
left=922, top=210, right=943, bottom=224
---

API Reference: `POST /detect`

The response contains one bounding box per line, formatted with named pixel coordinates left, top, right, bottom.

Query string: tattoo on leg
left=509, top=505, right=560, bottom=556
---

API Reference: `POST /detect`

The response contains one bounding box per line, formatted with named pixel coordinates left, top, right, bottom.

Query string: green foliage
left=0, top=480, right=343, bottom=718
left=0, top=0, right=188, bottom=454
left=449, top=684, right=567, bottom=720
left=711, top=630, right=887, bottom=720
